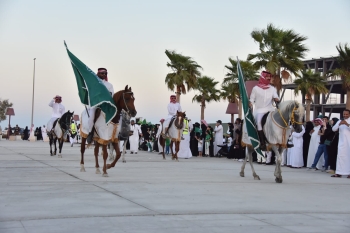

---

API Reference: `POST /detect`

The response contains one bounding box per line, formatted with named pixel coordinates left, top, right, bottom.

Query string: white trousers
left=265, top=151, right=272, bottom=163
left=255, top=112, right=265, bottom=130
left=257, top=151, right=266, bottom=163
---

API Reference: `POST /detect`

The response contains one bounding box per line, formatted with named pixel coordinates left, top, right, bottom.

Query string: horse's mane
left=278, top=100, right=304, bottom=117
left=59, top=111, right=71, bottom=123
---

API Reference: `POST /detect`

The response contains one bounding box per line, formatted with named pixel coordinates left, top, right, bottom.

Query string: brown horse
left=159, top=111, right=186, bottom=161
left=79, top=85, right=137, bottom=176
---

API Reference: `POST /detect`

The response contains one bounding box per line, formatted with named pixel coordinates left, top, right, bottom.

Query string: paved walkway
left=0, top=140, right=349, bottom=233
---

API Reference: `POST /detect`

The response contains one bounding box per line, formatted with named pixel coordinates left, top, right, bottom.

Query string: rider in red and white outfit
left=249, top=71, right=279, bottom=151
left=162, top=95, right=182, bottom=136
left=87, top=68, right=114, bottom=142
left=47, top=95, right=65, bottom=131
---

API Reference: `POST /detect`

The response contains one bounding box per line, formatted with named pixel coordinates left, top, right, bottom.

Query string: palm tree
left=333, top=43, right=350, bottom=109
left=192, top=76, right=221, bottom=120
left=247, top=24, right=309, bottom=92
left=165, top=50, right=202, bottom=103
left=294, top=69, right=329, bottom=121
left=222, top=58, right=259, bottom=119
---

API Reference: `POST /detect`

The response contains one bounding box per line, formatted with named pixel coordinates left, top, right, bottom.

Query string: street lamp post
left=30, top=58, right=36, bottom=141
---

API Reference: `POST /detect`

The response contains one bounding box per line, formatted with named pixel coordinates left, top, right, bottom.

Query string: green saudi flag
left=64, top=41, right=117, bottom=124
left=236, top=58, right=263, bottom=157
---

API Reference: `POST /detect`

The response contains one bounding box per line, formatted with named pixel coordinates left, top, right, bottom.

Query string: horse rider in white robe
left=47, top=95, right=65, bottom=131
left=86, top=68, right=114, bottom=143
left=162, top=95, right=182, bottom=137
left=249, top=71, right=279, bottom=151
left=129, top=119, right=142, bottom=154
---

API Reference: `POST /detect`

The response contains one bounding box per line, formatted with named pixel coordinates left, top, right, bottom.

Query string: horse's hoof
left=254, top=176, right=261, bottom=180
left=53, top=152, right=56, bottom=155
left=80, top=164, right=86, bottom=172
left=102, top=173, right=108, bottom=177
left=95, top=168, right=101, bottom=174
left=58, top=154, right=62, bottom=158
left=239, top=172, right=244, bottom=177
left=275, top=177, right=283, bottom=183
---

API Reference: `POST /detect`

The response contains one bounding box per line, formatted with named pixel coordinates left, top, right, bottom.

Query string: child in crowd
left=196, top=134, right=203, bottom=157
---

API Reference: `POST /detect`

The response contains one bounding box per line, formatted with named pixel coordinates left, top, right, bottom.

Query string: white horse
left=240, top=100, right=304, bottom=183
left=159, top=111, right=186, bottom=161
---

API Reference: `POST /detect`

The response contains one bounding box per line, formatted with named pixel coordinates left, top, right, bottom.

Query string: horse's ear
left=124, top=85, right=128, bottom=91
left=72, top=111, right=74, bottom=115
left=128, top=86, right=132, bottom=92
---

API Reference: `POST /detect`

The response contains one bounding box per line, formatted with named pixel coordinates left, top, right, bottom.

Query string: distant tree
left=248, top=24, right=308, bottom=92
left=0, top=98, right=13, bottom=122
left=192, top=76, right=221, bottom=120
left=332, top=43, right=350, bottom=109
left=165, top=50, right=202, bottom=103
left=293, top=70, right=328, bottom=121
left=222, top=58, right=259, bottom=118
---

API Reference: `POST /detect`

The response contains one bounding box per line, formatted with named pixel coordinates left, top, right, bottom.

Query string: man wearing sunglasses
left=86, top=68, right=115, bottom=143
left=162, top=95, right=182, bottom=137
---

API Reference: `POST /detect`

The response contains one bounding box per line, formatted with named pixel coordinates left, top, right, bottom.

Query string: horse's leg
left=240, top=147, right=248, bottom=177
left=107, top=142, right=121, bottom=169
left=80, top=137, right=86, bottom=172
left=159, top=137, right=166, bottom=160
left=249, top=149, right=260, bottom=180
left=109, top=142, right=115, bottom=161
left=170, top=141, right=175, bottom=160
left=94, top=142, right=101, bottom=174
left=175, top=141, right=179, bottom=162
left=49, top=135, right=53, bottom=156
left=102, top=144, right=108, bottom=177
left=122, top=139, right=127, bottom=163
left=272, top=146, right=283, bottom=183
left=58, top=138, right=63, bottom=158
left=53, top=138, right=57, bottom=155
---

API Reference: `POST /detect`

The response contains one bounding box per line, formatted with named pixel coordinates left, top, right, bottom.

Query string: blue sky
left=1, top=0, right=349, bottom=129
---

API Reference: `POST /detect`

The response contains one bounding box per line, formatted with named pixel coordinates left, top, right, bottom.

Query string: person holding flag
left=248, top=71, right=279, bottom=151
left=86, top=68, right=114, bottom=143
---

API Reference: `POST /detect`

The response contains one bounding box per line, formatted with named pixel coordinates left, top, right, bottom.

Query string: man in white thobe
left=331, top=109, right=350, bottom=177
left=249, top=71, right=279, bottom=151
left=290, top=125, right=305, bottom=168
left=214, top=120, right=223, bottom=156
left=307, top=119, right=323, bottom=169
left=86, top=68, right=114, bottom=143
left=156, top=123, right=163, bottom=154
left=162, top=95, right=182, bottom=136
left=47, top=95, right=65, bottom=131
left=129, top=120, right=142, bottom=154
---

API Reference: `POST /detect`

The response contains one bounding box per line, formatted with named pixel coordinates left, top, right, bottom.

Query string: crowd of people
left=4, top=67, right=349, bottom=179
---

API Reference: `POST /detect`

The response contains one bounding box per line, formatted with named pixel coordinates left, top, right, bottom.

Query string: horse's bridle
left=122, top=91, right=134, bottom=115
left=277, top=105, right=303, bottom=128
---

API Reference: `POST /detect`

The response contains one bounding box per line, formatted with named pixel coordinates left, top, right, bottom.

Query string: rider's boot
left=86, top=130, right=94, bottom=144
left=258, top=130, right=267, bottom=151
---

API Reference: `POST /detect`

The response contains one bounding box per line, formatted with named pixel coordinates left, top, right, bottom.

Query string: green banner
left=236, top=58, right=263, bottom=157
left=64, top=41, right=117, bottom=124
